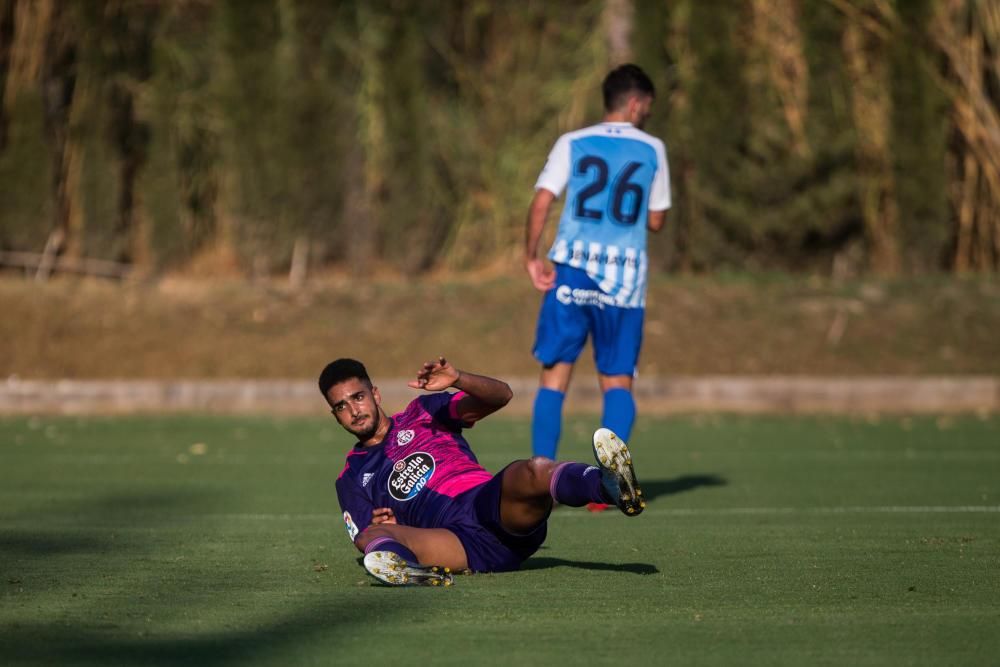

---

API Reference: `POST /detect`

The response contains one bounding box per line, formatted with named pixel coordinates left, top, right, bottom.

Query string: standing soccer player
left=524, top=64, right=671, bottom=471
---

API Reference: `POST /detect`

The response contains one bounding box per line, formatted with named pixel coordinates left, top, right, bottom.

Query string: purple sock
left=365, top=536, right=419, bottom=564
left=550, top=462, right=611, bottom=506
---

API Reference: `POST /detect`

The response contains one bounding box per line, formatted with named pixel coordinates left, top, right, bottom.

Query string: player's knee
left=526, top=456, right=558, bottom=487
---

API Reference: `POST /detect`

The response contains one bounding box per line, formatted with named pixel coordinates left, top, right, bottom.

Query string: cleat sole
left=363, top=551, right=455, bottom=587
left=592, top=428, right=645, bottom=517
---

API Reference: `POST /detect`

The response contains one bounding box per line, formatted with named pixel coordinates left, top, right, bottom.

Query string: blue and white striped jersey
left=535, top=122, right=670, bottom=308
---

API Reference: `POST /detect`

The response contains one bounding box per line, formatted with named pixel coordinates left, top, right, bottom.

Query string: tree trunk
left=342, top=4, right=388, bottom=274
left=604, top=0, right=634, bottom=65
left=0, top=0, right=17, bottom=151
left=842, top=4, right=901, bottom=275
left=289, top=235, right=309, bottom=289
left=40, top=2, right=81, bottom=263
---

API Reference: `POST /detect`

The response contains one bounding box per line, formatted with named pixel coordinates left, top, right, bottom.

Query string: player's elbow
left=497, top=382, right=514, bottom=407
left=480, top=381, right=513, bottom=415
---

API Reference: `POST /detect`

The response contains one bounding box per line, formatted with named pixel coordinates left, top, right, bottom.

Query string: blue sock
left=602, top=388, right=636, bottom=443
left=550, top=462, right=609, bottom=506
left=532, top=388, right=565, bottom=459
left=365, top=537, right=418, bottom=564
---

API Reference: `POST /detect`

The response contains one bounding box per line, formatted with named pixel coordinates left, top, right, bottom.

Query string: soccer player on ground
left=524, top=64, right=671, bottom=484
left=319, top=356, right=645, bottom=586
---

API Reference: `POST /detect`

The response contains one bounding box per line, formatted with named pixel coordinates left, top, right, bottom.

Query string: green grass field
left=2, top=413, right=999, bottom=666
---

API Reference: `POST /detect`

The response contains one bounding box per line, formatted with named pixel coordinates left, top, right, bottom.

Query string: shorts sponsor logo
left=396, top=429, right=415, bottom=446
left=387, top=452, right=435, bottom=502
left=343, top=511, right=359, bottom=541
left=555, top=284, right=619, bottom=310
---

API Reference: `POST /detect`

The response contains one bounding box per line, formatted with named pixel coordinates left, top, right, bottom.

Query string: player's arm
left=648, top=209, right=667, bottom=232
left=409, top=356, right=512, bottom=423
left=647, top=140, right=671, bottom=233
left=524, top=188, right=557, bottom=291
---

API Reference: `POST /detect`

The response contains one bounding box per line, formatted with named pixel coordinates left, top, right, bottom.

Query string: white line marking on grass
left=8, top=506, right=996, bottom=529
left=198, top=506, right=1000, bottom=522
left=551, top=505, right=1000, bottom=517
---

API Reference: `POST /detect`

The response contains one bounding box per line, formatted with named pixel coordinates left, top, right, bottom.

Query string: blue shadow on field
left=520, top=557, right=658, bottom=575
left=640, top=474, right=727, bottom=501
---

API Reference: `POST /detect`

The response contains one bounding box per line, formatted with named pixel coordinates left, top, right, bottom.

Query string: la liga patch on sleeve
left=343, top=511, right=359, bottom=541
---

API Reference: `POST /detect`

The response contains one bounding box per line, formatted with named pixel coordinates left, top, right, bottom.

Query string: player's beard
left=350, top=410, right=383, bottom=442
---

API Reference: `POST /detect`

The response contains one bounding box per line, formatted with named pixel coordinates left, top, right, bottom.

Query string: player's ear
left=372, top=386, right=382, bottom=406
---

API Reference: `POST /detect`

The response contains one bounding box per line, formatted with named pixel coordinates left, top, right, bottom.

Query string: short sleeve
left=648, top=139, right=671, bottom=212
left=336, top=475, right=374, bottom=545
left=417, top=392, right=467, bottom=432
left=534, top=134, right=572, bottom=197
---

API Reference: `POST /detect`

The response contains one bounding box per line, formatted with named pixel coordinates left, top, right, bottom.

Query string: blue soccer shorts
left=532, top=264, right=645, bottom=377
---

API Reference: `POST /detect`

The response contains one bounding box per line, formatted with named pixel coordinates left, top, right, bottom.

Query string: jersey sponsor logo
left=567, top=246, right=639, bottom=267
left=343, top=511, right=359, bottom=541
left=387, top=452, right=435, bottom=502
left=396, top=429, right=415, bottom=446
left=361, top=472, right=374, bottom=487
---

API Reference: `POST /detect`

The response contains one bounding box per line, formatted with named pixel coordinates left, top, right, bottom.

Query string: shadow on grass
left=520, top=557, right=658, bottom=575
left=0, top=595, right=417, bottom=667
left=641, top=474, right=727, bottom=501
left=1, top=490, right=222, bottom=559
left=0, top=488, right=413, bottom=667
left=0, top=531, right=106, bottom=556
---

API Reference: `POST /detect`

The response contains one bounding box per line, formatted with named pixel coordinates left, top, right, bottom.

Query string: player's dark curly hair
left=318, top=358, right=372, bottom=397
left=602, top=63, right=655, bottom=112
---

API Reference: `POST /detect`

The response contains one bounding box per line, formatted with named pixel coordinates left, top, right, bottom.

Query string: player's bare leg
left=598, top=372, right=632, bottom=393
left=499, top=457, right=560, bottom=533
left=357, top=524, right=467, bottom=569
left=539, top=362, right=574, bottom=393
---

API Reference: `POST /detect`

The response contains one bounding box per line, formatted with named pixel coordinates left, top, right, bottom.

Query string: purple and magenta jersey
left=336, top=392, right=492, bottom=545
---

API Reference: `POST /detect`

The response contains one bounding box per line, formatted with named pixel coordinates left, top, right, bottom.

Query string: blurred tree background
left=0, top=0, right=998, bottom=282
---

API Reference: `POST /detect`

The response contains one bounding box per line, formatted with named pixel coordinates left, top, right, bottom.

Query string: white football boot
left=592, top=428, right=646, bottom=516
left=363, top=550, right=454, bottom=587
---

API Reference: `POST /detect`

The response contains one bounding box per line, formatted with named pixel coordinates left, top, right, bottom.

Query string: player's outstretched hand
left=408, top=356, right=460, bottom=392
left=525, top=258, right=556, bottom=291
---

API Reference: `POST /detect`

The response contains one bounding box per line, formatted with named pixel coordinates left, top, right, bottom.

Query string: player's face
left=326, top=378, right=383, bottom=441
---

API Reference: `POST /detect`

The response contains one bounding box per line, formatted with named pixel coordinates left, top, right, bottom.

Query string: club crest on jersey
left=343, top=511, right=359, bottom=541
left=387, top=452, right=435, bottom=502
left=396, top=429, right=415, bottom=446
